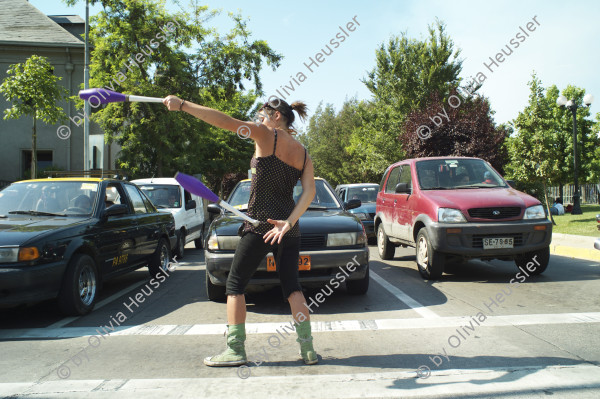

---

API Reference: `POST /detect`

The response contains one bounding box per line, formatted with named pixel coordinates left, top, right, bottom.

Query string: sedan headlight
left=438, top=208, right=467, bottom=223
left=524, top=205, right=545, bottom=220
left=218, top=236, right=241, bottom=250
left=354, top=212, right=369, bottom=220
left=0, top=246, right=40, bottom=263
left=0, top=247, right=19, bottom=263
left=207, top=231, right=219, bottom=250
left=327, top=232, right=357, bottom=246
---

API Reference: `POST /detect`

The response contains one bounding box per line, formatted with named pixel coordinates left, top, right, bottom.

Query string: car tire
left=58, top=254, right=99, bottom=316
left=416, top=229, right=444, bottom=280
left=346, top=266, right=369, bottom=295
left=206, top=272, right=226, bottom=302
left=514, top=246, right=550, bottom=275
left=176, top=229, right=185, bottom=259
left=195, top=231, right=204, bottom=250
left=148, top=238, right=171, bottom=278
left=377, top=224, right=395, bottom=260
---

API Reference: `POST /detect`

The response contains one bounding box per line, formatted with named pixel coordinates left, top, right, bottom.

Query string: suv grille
left=472, top=233, right=525, bottom=248
left=468, top=207, right=521, bottom=219
left=301, top=234, right=327, bottom=249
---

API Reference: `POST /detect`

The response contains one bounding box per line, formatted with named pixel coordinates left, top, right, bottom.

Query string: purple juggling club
left=79, top=88, right=164, bottom=104
left=175, top=172, right=260, bottom=227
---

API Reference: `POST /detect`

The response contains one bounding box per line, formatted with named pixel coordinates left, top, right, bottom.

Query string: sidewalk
left=551, top=232, right=600, bottom=262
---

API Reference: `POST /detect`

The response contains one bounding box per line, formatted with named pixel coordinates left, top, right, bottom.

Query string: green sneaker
left=204, top=324, right=247, bottom=367
left=295, top=320, right=318, bottom=365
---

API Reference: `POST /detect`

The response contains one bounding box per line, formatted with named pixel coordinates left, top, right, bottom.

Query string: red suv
left=375, top=157, right=552, bottom=279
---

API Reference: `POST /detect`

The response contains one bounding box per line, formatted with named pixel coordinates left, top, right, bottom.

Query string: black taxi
left=0, top=177, right=176, bottom=315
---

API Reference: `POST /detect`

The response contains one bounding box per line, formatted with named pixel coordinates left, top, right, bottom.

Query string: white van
left=132, top=177, right=205, bottom=258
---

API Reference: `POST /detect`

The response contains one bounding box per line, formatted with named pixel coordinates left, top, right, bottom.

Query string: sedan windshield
left=0, top=181, right=99, bottom=217
left=228, top=180, right=342, bottom=210
left=416, top=159, right=506, bottom=190
left=347, top=185, right=378, bottom=203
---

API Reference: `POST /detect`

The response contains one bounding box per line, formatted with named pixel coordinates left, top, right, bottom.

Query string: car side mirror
left=104, top=204, right=128, bottom=219
left=506, top=180, right=516, bottom=188
left=395, top=182, right=411, bottom=194
left=344, top=198, right=361, bottom=210
left=207, top=203, right=222, bottom=214
left=186, top=200, right=197, bottom=210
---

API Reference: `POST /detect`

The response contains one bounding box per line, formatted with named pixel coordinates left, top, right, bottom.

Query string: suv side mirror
left=506, top=180, right=516, bottom=188
left=207, top=203, right=222, bottom=214
left=185, top=200, right=197, bottom=210
left=395, top=182, right=411, bottom=194
left=344, top=198, right=361, bottom=210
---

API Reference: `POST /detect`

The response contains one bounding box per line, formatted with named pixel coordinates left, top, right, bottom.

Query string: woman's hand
left=264, top=219, right=292, bottom=245
left=163, top=95, right=184, bottom=111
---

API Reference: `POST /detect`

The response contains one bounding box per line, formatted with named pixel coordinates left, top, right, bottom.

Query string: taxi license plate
left=483, top=237, right=514, bottom=249
left=267, top=255, right=311, bottom=271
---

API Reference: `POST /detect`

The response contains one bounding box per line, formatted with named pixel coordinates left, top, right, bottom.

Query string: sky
left=30, top=0, right=600, bottom=132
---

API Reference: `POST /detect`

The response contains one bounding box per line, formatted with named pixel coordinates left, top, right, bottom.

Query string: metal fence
left=547, top=183, right=600, bottom=205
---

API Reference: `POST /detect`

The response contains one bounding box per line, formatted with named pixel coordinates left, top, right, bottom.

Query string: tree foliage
left=0, top=55, right=68, bottom=178
left=68, top=0, right=281, bottom=192
left=402, top=88, right=508, bottom=173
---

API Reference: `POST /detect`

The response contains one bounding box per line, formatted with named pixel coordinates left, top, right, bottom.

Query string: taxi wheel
left=514, top=246, right=550, bottom=275
left=346, top=266, right=369, bottom=295
left=58, top=254, right=98, bottom=316
left=149, top=238, right=171, bottom=278
left=176, top=229, right=185, bottom=259
left=206, top=272, right=226, bottom=302
left=377, top=225, right=395, bottom=260
left=416, top=229, right=444, bottom=280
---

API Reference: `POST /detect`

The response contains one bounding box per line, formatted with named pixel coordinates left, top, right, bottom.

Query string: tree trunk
left=543, top=179, right=555, bottom=225
left=31, top=114, right=37, bottom=179
left=558, top=184, right=563, bottom=202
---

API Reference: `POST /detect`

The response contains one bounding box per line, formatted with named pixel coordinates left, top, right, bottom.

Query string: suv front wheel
left=377, top=224, right=395, bottom=260
left=416, top=229, right=444, bottom=280
left=514, top=246, right=550, bottom=275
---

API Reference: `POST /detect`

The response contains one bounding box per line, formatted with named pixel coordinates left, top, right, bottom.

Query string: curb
left=550, top=244, right=600, bottom=262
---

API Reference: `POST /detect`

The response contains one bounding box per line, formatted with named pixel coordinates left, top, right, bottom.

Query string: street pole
left=83, top=0, right=90, bottom=173
left=570, top=106, right=582, bottom=215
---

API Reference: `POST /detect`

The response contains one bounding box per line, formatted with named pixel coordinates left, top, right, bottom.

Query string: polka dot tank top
left=243, top=129, right=307, bottom=237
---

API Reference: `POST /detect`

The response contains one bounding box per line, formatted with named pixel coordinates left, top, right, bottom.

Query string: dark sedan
left=335, top=183, right=379, bottom=242
left=0, top=178, right=176, bottom=315
left=204, top=178, right=369, bottom=301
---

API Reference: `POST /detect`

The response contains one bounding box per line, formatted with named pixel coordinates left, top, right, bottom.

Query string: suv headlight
left=438, top=208, right=466, bottom=223
left=524, top=205, right=545, bottom=220
left=327, top=232, right=357, bottom=246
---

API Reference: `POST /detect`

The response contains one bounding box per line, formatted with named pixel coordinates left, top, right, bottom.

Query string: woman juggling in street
left=163, top=95, right=318, bottom=366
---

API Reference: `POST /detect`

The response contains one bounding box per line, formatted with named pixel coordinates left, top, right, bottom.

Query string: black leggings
left=226, top=232, right=302, bottom=298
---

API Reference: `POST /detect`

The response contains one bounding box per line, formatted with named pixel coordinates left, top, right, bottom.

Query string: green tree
left=0, top=55, right=68, bottom=178
left=347, top=20, right=464, bottom=179
left=67, top=0, right=281, bottom=191
left=504, top=74, right=557, bottom=220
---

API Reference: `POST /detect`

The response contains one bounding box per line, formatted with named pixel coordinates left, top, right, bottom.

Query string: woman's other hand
left=264, top=219, right=291, bottom=245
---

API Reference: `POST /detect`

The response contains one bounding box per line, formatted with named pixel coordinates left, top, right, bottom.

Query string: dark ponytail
left=262, top=98, right=308, bottom=131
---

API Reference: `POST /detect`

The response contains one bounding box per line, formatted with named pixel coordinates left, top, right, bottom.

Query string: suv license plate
left=483, top=237, right=514, bottom=249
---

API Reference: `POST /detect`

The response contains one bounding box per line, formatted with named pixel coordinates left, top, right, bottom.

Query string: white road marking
left=1, top=364, right=599, bottom=398
left=370, top=270, right=440, bottom=318
left=11, top=312, right=600, bottom=340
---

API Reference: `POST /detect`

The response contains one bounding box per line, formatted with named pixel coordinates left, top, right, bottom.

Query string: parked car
left=375, top=157, right=552, bottom=279
left=204, top=178, right=369, bottom=301
left=0, top=177, right=176, bottom=315
left=133, top=177, right=206, bottom=258
left=335, top=183, right=378, bottom=243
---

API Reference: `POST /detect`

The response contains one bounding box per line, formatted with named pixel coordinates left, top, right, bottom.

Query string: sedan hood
left=423, top=188, right=540, bottom=210
left=0, top=216, right=89, bottom=246
left=350, top=202, right=376, bottom=215
left=212, top=209, right=361, bottom=235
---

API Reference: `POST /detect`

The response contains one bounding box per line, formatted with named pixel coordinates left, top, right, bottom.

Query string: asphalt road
left=1, top=243, right=600, bottom=398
